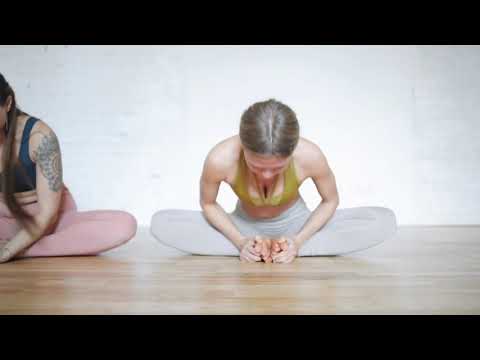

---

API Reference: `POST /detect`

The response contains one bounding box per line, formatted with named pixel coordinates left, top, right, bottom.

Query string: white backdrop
left=1, top=45, right=479, bottom=226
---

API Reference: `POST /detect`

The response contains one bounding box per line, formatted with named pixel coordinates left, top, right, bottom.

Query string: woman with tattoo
left=151, top=99, right=397, bottom=263
left=0, top=73, right=137, bottom=263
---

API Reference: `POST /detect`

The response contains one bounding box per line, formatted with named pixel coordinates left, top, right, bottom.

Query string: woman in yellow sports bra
left=150, top=99, right=397, bottom=264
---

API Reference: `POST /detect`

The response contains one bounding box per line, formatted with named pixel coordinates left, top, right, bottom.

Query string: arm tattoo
left=34, top=131, right=64, bottom=192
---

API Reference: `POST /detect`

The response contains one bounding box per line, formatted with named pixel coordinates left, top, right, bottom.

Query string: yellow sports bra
left=231, top=151, right=300, bottom=207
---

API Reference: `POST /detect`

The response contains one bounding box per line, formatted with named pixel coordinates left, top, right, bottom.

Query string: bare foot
left=271, top=236, right=289, bottom=258
left=253, top=236, right=274, bottom=263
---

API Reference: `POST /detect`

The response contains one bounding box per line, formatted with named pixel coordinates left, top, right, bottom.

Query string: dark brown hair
left=0, top=73, right=34, bottom=228
left=239, top=99, right=299, bottom=157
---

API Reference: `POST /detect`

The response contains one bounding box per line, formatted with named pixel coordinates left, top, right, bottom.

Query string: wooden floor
left=1, top=225, right=480, bottom=314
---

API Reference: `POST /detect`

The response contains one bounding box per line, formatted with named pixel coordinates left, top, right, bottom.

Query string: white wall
left=1, top=45, right=479, bottom=226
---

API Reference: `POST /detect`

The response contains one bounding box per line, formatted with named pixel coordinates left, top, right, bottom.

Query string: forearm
left=0, top=228, right=40, bottom=262
left=201, top=202, right=247, bottom=250
left=0, top=213, right=57, bottom=262
left=293, top=200, right=338, bottom=248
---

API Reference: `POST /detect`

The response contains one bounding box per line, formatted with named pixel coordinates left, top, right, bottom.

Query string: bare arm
left=293, top=146, right=339, bottom=249
left=0, top=122, right=63, bottom=262
left=199, top=150, right=247, bottom=251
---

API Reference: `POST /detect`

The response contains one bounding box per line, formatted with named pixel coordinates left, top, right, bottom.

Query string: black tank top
left=0, top=117, right=39, bottom=193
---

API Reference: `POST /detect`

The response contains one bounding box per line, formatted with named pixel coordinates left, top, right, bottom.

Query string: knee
left=150, top=210, right=166, bottom=237
left=150, top=209, right=180, bottom=238
left=111, top=211, right=138, bottom=246
left=377, top=207, right=397, bottom=225
left=372, top=207, right=398, bottom=237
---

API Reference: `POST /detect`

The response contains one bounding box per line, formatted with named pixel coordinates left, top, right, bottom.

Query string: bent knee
left=373, top=207, right=397, bottom=230
left=109, top=211, right=138, bottom=246
left=150, top=209, right=170, bottom=237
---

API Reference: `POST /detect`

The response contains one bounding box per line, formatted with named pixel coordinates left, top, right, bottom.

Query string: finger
left=248, top=253, right=262, bottom=262
left=247, top=249, right=262, bottom=261
left=272, top=241, right=280, bottom=252
left=284, top=252, right=297, bottom=263
left=275, top=254, right=291, bottom=264
left=248, top=242, right=259, bottom=252
left=257, top=240, right=263, bottom=252
left=273, top=256, right=284, bottom=263
left=272, top=246, right=285, bottom=257
left=250, top=242, right=262, bottom=255
left=261, top=241, right=270, bottom=258
left=273, top=250, right=288, bottom=262
left=240, top=251, right=254, bottom=262
left=242, top=254, right=256, bottom=263
left=272, top=249, right=282, bottom=258
left=0, top=248, right=13, bottom=263
left=273, top=252, right=282, bottom=260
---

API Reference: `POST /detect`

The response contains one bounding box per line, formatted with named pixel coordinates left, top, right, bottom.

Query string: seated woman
left=0, top=73, right=137, bottom=263
left=151, top=99, right=397, bottom=263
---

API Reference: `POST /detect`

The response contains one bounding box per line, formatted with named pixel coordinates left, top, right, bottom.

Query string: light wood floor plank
left=1, top=226, right=479, bottom=314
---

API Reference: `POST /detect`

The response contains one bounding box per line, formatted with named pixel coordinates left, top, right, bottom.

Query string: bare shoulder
left=202, top=135, right=241, bottom=183
left=30, top=117, right=56, bottom=136
left=292, top=137, right=331, bottom=180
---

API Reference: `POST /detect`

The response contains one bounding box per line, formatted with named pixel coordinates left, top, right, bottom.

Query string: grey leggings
left=150, top=197, right=398, bottom=256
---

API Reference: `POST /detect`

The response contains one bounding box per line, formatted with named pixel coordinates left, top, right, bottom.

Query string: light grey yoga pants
left=150, top=197, right=397, bottom=256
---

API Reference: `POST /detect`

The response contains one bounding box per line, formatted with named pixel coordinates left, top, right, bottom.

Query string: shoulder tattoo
left=33, top=131, right=63, bottom=192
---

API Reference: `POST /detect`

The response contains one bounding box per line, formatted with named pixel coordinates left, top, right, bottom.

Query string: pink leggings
left=0, top=188, right=137, bottom=258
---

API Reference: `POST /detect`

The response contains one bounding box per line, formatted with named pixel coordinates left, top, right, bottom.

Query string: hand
left=0, top=241, right=13, bottom=264
left=271, top=236, right=298, bottom=264
left=239, top=236, right=263, bottom=263
left=252, top=237, right=273, bottom=263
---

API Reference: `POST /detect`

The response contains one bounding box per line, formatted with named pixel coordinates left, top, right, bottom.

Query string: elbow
left=325, top=196, right=339, bottom=209
left=200, top=200, right=217, bottom=213
left=333, top=197, right=339, bottom=209
left=333, top=196, right=339, bottom=207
